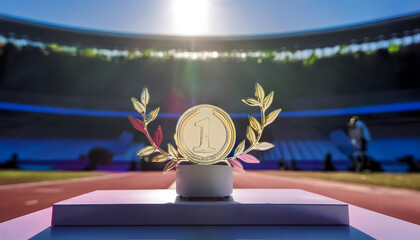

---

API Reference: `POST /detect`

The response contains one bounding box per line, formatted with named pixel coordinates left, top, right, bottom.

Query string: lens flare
left=172, top=0, right=209, bottom=35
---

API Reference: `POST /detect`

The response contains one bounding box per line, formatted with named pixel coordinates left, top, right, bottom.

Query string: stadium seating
left=0, top=132, right=144, bottom=170
left=244, top=138, right=420, bottom=171
left=367, top=138, right=420, bottom=172
left=1, top=137, right=419, bottom=172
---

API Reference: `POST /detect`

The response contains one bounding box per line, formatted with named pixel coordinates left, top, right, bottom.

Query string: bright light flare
left=172, top=0, right=209, bottom=35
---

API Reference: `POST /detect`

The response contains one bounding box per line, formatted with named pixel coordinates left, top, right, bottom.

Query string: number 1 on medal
left=194, top=117, right=216, bottom=153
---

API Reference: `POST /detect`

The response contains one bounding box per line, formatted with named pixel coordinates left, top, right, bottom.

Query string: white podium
left=52, top=189, right=349, bottom=226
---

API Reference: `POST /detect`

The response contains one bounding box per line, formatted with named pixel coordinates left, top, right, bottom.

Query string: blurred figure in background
left=324, top=153, right=336, bottom=171
left=0, top=153, right=19, bottom=169
left=348, top=116, right=371, bottom=172
left=85, top=147, right=113, bottom=171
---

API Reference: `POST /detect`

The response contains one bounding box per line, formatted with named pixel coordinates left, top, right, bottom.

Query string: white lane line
left=168, top=181, right=176, bottom=189
left=0, top=172, right=138, bottom=190
left=25, top=199, right=38, bottom=206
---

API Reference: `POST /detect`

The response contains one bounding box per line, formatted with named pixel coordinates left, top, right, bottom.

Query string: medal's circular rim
left=175, top=104, right=236, bottom=165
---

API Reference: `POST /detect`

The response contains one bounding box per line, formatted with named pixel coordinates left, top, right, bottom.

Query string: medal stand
left=52, top=165, right=350, bottom=226
left=51, top=189, right=349, bottom=226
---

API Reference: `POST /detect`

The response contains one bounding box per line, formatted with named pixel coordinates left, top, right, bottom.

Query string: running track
left=234, top=171, right=420, bottom=225
left=0, top=172, right=175, bottom=222
left=1, top=171, right=419, bottom=225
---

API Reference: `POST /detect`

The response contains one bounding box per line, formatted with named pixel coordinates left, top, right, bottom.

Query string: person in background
left=0, top=153, right=19, bottom=169
left=324, top=153, right=335, bottom=171
left=348, top=116, right=371, bottom=172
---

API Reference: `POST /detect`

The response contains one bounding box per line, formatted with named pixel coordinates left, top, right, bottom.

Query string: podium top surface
left=52, top=189, right=349, bottom=226
left=55, top=189, right=347, bottom=206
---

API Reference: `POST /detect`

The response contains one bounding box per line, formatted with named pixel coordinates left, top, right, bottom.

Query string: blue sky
left=1, top=0, right=420, bottom=36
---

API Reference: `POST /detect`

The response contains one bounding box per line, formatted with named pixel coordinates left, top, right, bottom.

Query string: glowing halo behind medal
left=128, top=83, right=281, bottom=197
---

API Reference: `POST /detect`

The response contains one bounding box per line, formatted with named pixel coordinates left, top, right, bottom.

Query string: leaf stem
left=141, top=113, right=169, bottom=155
left=226, top=106, right=266, bottom=160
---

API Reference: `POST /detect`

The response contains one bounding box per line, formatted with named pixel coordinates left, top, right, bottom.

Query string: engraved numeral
left=193, top=117, right=216, bottom=153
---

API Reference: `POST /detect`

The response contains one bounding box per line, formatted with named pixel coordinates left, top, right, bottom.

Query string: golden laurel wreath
left=128, top=83, right=281, bottom=172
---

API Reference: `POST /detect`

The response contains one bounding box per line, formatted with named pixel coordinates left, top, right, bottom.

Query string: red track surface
left=1, top=170, right=419, bottom=225
left=234, top=171, right=420, bottom=225
left=0, top=172, right=175, bottom=222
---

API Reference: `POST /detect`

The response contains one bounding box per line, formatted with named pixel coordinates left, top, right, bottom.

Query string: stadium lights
left=172, top=0, right=209, bottom=35
left=1, top=33, right=420, bottom=63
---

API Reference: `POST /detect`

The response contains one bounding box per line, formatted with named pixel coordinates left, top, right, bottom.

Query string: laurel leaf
left=263, top=91, right=274, bottom=110
left=146, top=107, right=160, bottom=122
left=238, top=154, right=260, bottom=163
left=265, top=109, right=282, bottom=126
left=241, top=98, right=261, bottom=107
left=153, top=126, right=163, bottom=147
left=234, top=140, right=246, bottom=156
left=168, top=143, right=178, bottom=159
left=152, top=154, right=172, bottom=162
left=140, top=87, right=150, bottom=106
left=136, top=146, right=156, bottom=156
left=163, top=160, right=177, bottom=172
left=246, top=126, right=256, bottom=144
left=128, top=116, right=146, bottom=134
left=173, top=133, right=178, bottom=147
left=229, top=159, right=245, bottom=172
left=255, top=83, right=265, bottom=102
left=131, top=97, right=146, bottom=114
left=249, top=114, right=262, bottom=133
left=254, top=142, right=275, bottom=151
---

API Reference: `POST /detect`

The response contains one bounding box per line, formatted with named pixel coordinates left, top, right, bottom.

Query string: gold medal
left=175, top=104, right=236, bottom=165
left=129, top=83, right=280, bottom=172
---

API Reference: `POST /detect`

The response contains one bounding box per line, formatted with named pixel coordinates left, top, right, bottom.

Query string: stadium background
left=0, top=13, right=419, bottom=172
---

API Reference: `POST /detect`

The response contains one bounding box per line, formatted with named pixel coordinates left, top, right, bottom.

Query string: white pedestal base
left=176, top=165, right=233, bottom=198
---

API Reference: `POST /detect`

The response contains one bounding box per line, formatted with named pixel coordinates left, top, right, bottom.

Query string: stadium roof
left=2, top=0, right=420, bottom=35
left=1, top=12, right=420, bottom=51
